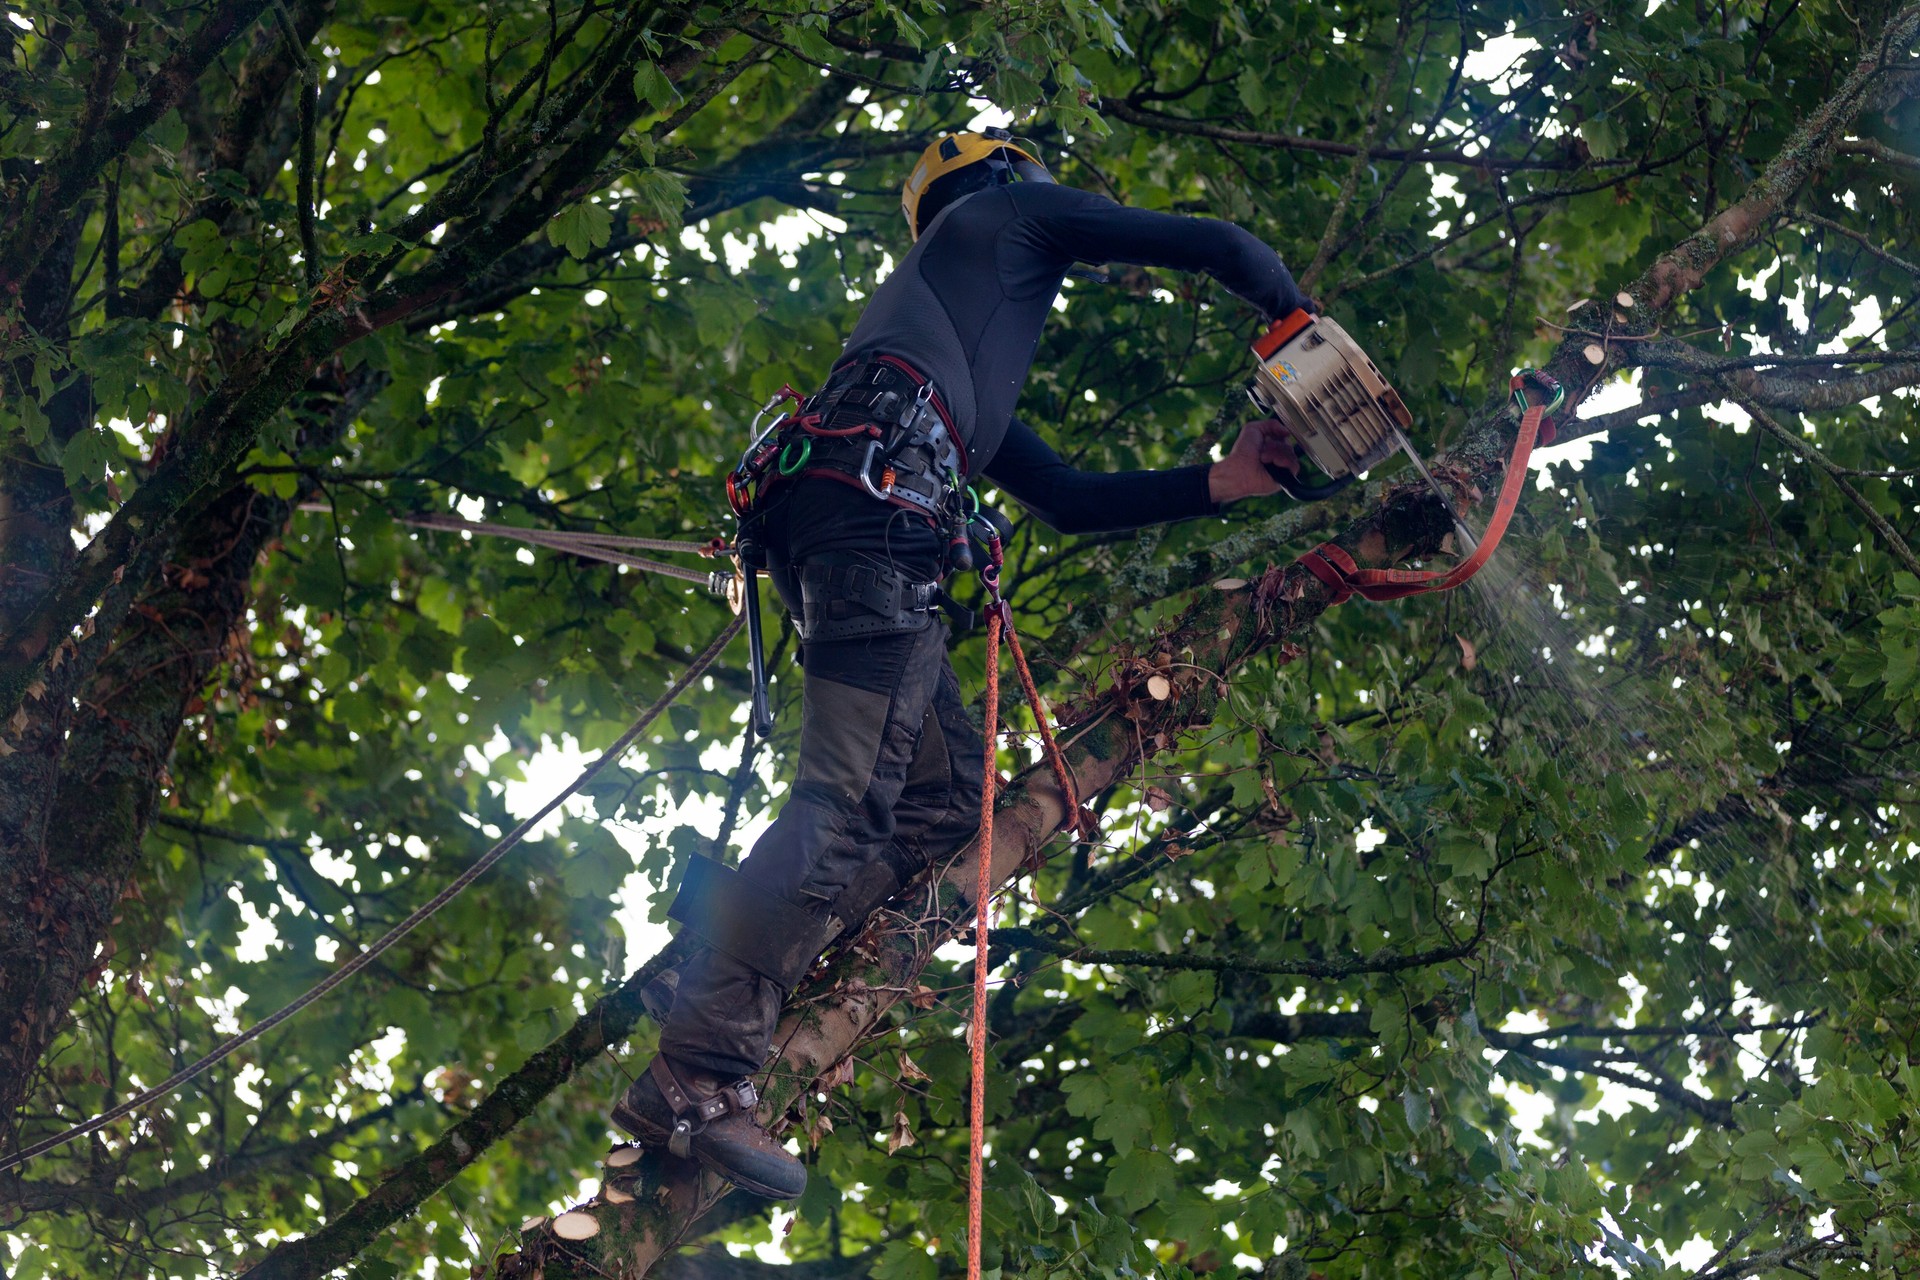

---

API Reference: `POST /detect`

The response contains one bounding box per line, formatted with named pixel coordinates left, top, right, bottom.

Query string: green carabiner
left=778, top=436, right=812, bottom=476
left=1511, top=368, right=1566, bottom=418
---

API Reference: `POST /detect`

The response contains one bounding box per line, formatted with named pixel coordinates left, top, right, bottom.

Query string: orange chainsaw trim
left=1296, top=378, right=1557, bottom=604
left=1251, top=307, right=1315, bottom=359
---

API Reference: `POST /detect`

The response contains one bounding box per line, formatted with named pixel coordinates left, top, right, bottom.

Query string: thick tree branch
left=0, top=0, right=275, bottom=297
left=1638, top=6, right=1920, bottom=312
left=1555, top=352, right=1920, bottom=445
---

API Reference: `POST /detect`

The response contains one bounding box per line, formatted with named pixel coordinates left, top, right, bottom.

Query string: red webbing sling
left=1296, top=373, right=1562, bottom=604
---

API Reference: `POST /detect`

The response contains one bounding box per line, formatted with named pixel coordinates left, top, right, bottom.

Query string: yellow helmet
left=901, top=128, right=1052, bottom=240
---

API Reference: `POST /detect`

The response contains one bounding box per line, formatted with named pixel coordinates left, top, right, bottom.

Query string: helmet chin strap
left=1008, top=156, right=1055, bottom=185
left=979, top=125, right=1054, bottom=186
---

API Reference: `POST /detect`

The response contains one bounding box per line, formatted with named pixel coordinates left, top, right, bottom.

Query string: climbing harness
left=0, top=616, right=744, bottom=1175
left=726, top=359, right=981, bottom=735
left=1294, top=370, right=1566, bottom=604
left=966, top=521, right=1092, bottom=1280
left=727, top=358, right=969, bottom=526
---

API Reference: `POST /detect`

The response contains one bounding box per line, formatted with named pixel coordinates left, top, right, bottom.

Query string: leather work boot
left=610, top=1054, right=807, bottom=1200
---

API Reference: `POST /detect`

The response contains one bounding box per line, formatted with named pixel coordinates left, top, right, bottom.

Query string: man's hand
left=1209, top=418, right=1303, bottom=504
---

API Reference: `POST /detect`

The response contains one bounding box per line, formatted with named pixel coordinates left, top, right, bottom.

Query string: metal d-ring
left=777, top=436, right=811, bottom=475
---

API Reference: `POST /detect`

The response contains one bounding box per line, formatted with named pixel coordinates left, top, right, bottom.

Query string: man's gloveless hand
left=1208, top=418, right=1303, bottom=504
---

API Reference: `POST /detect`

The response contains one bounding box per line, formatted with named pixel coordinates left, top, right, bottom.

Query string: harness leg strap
left=667, top=857, right=839, bottom=990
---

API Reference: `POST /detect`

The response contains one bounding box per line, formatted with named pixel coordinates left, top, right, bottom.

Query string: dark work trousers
left=658, top=476, right=986, bottom=1078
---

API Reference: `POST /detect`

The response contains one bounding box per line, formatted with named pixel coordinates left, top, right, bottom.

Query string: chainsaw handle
left=1265, top=461, right=1353, bottom=503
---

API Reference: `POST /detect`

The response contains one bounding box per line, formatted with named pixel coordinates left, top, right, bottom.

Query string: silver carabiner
left=857, top=438, right=893, bottom=501
left=741, top=388, right=797, bottom=467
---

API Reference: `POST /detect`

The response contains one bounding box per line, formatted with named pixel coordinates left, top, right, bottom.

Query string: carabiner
left=725, top=469, right=753, bottom=517
left=1509, top=368, right=1566, bottom=418
left=857, top=438, right=894, bottom=501
left=741, top=383, right=805, bottom=467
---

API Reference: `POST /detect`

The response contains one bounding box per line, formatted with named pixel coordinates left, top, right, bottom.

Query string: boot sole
left=608, top=1098, right=802, bottom=1201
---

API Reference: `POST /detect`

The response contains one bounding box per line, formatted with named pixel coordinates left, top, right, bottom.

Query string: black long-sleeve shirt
left=982, top=417, right=1216, bottom=534
left=838, top=182, right=1306, bottom=517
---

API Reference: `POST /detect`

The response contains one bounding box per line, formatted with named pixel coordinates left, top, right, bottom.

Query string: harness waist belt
left=799, top=357, right=966, bottom=516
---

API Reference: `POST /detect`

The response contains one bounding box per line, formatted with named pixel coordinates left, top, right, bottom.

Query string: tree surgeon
left=611, top=129, right=1318, bottom=1199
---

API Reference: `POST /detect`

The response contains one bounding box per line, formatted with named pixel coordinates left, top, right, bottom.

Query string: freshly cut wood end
left=520, top=1215, right=547, bottom=1233
left=606, top=1145, right=642, bottom=1168
left=1212, top=577, right=1248, bottom=591
left=553, top=1210, right=600, bottom=1240
left=1583, top=343, right=1607, bottom=365
left=603, top=1184, right=635, bottom=1204
left=1615, top=291, right=1634, bottom=308
left=1146, top=674, right=1172, bottom=701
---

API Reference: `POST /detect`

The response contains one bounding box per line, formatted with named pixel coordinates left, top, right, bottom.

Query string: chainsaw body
left=1247, top=310, right=1415, bottom=500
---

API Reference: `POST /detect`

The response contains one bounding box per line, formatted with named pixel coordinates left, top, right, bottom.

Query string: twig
left=270, top=0, right=322, bottom=286
left=1718, top=378, right=1920, bottom=579
left=1795, top=209, right=1920, bottom=280
left=1300, top=0, right=1414, bottom=295
left=1835, top=135, right=1920, bottom=170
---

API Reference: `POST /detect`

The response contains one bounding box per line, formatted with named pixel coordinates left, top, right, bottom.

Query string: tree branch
left=236, top=936, right=693, bottom=1280
left=983, top=925, right=1481, bottom=980
left=1717, top=380, right=1920, bottom=579
left=0, top=0, right=275, bottom=296
left=1638, top=5, right=1920, bottom=312
left=1100, top=99, right=1607, bottom=173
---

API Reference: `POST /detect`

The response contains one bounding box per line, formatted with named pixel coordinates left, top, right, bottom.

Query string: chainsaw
left=1247, top=309, right=1476, bottom=552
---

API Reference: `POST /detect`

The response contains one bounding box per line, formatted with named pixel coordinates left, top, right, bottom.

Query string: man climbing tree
left=3, top=4, right=1919, bottom=1280
left=613, top=128, right=1319, bottom=1200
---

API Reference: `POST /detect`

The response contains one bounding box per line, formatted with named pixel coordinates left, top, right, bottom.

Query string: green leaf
left=1104, top=1148, right=1178, bottom=1213
left=1402, top=1085, right=1432, bottom=1134
left=60, top=426, right=111, bottom=488
left=1581, top=116, right=1624, bottom=161
left=632, top=62, right=683, bottom=111
left=628, top=168, right=688, bottom=228
left=17, top=396, right=49, bottom=448
left=547, top=202, right=614, bottom=260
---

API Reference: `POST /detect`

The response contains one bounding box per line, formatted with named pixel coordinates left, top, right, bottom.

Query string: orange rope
left=968, top=606, right=1002, bottom=1280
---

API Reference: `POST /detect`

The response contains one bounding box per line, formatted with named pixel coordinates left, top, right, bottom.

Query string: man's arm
left=1006, top=183, right=1309, bottom=320
left=983, top=418, right=1299, bottom=536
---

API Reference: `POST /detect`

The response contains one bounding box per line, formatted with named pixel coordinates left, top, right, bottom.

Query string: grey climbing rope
left=296, top=505, right=736, bottom=589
